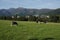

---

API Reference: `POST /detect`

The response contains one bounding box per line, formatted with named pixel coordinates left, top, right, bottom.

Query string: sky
left=0, top=0, right=60, bottom=9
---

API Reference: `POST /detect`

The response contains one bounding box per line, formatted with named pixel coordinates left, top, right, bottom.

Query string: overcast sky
left=0, top=0, right=60, bottom=9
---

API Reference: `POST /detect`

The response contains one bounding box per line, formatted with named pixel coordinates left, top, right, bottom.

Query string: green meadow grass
left=0, top=20, right=60, bottom=40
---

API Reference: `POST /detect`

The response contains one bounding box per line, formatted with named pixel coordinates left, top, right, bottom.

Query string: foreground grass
left=0, top=20, right=60, bottom=40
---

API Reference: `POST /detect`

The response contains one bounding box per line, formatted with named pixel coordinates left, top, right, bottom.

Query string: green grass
left=0, top=20, right=60, bottom=40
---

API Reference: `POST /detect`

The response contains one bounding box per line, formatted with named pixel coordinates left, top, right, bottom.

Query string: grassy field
left=0, top=20, right=60, bottom=40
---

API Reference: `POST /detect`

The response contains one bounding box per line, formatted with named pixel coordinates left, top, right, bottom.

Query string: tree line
left=0, top=15, right=60, bottom=23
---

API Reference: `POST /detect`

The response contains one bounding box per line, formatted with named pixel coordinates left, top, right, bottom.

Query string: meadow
left=0, top=20, right=60, bottom=40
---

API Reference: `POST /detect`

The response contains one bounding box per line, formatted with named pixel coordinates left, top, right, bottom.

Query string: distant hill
left=0, top=9, right=12, bottom=16
left=45, top=8, right=60, bottom=16
left=0, top=7, right=59, bottom=16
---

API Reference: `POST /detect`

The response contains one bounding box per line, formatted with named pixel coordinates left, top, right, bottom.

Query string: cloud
left=0, top=0, right=60, bottom=9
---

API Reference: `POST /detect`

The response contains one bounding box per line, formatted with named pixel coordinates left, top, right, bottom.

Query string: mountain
left=0, top=9, right=12, bottom=16
left=0, top=7, right=54, bottom=16
left=45, top=8, right=60, bottom=16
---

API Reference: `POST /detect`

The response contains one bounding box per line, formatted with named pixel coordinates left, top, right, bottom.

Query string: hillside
left=44, top=8, right=60, bottom=16
left=0, top=7, right=53, bottom=16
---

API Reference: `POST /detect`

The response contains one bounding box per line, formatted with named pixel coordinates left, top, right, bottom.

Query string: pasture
left=0, top=20, right=60, bottom=40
